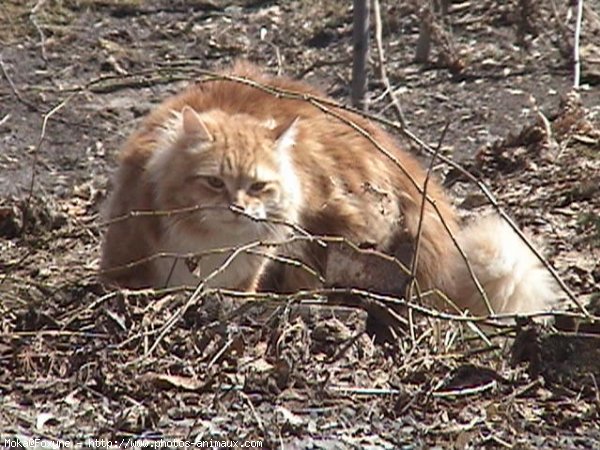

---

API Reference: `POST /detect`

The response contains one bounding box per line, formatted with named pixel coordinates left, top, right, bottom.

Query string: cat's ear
left=274, top=118, right=299, bottom=155
left=181, top=106, right=213, bottom=141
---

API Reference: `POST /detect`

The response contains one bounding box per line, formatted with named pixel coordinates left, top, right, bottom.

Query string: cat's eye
left=205, top=176, right=225, bottom=190
left=249, top=181, right=268, bottom=192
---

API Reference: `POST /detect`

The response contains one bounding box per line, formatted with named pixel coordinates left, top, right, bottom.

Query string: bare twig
left=413, top=122, right=493, bottom=315
left=329, top=386, right=402, bottom=396
left=406, top=124, right=446, bottom=343
left=408, top=123, right=493, bottom=346
left=301, top=101, right=498, bottom=315
left=433, top=379, right=497, bottom=397
left=24, top=93, right=78, bottom=229
left=29, top=0, right=48, bottom=62
left=248, top=249, right=325, bottom=284
left=399, top=128, right=584, bottom=314
left=139, top=240, right=268, bottom=361
left=239, top=391, right=269, bottom=441
left=92, top=283, right=598, bottom=330
left=0, top=56, right=38, bottom=111
left=0, top=330, right=108, bottom=338
left=100, top=203, right=324, bottom=247
left=222, top=287, right=598, bottom=326
left=372, top=0, right=406, bottom=127
left=407, top=123, right=446, bottom=304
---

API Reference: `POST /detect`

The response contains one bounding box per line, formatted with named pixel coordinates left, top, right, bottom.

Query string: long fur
left=451, top=215, right=559, bottom=315
left=100, top=61, right=559, bottom=315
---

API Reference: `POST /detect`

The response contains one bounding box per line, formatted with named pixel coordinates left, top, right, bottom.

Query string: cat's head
left=147, top=106, right=302, bottom=237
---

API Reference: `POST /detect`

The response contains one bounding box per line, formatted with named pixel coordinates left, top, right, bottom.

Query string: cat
left=100, top=61, right=559, bottom=315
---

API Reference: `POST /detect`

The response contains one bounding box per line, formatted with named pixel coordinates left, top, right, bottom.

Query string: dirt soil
left=1, top=0, right=599, bottom=448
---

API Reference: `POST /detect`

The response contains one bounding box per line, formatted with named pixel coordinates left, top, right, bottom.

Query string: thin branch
left=29, top=0, right=49, bottom=62
left=414, top=122, right=493, bottom=315
left=407, top=123, right=445, bottom=304
left=100, top=203, right=325, bottom=247
left=329, top=386, right=402, bottom=396
left=25, top=93, right=79, bottom=229
left=408, top=122, right=493, bottom=346
left=216, top=287, right=598, bottom=326
left=399, top=129, right=584, bottom=314
left=433, top=379, right=497, bottom=397
left=372, top=0, right=406, bottom=127
left=0, top=56, right=38, bottom=111
left=86, top=283, right=599, bottom=329
left=406, top=124, right=446, bottom=343
left=301, top=101, right=496, bottom=315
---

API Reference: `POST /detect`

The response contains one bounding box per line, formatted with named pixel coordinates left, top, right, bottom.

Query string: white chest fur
left=155, top=219, right=278, bottom=289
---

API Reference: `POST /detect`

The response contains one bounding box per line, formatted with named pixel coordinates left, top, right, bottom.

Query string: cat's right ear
left=181, top=106, right=213, bottom=141
left=274, top=118, right=299, bottom=156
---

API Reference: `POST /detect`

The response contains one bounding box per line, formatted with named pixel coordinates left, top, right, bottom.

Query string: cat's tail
left=448, top=215, right=560, bottom=316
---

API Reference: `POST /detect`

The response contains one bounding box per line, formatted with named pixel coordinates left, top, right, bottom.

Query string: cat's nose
left=231, top=190, right=246, bottom=208
left=229, top=190, right=247, bottom=218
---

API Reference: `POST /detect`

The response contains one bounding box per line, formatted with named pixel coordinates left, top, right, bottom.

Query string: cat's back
left=192, top=61, right=325, bottom=119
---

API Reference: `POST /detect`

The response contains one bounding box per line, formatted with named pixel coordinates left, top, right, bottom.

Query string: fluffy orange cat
left=100, top=62, right=558, bottom=315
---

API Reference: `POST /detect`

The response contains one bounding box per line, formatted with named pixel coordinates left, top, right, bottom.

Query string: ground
left=1, top=1, right=599, bottom=448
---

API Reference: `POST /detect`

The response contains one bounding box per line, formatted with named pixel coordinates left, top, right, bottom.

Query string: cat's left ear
left=274, top=118, right=299, bottom=155
left=181, top=106, right=213, bottom=141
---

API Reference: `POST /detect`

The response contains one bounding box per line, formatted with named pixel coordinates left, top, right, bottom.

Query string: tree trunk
left=351, top=0, right=370, bottom=110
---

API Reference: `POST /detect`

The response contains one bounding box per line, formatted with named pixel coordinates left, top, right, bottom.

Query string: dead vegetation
left=1, top=0, right=599, bottom=448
